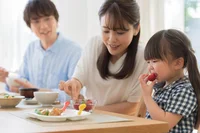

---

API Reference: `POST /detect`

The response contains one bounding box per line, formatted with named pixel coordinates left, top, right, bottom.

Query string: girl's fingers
left=148, top=80, right=156, bottom=88
left=139, top=74, right=148, bottom=85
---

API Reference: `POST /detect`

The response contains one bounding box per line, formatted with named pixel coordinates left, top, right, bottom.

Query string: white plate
left=28, top=109, right=91, bottom=122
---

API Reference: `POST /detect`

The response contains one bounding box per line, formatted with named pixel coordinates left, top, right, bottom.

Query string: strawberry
left=73, top=101, right=80, bottom=110
left=86, top=99, right=92, bottom=104
left=147, top=73, right=157, bottom=81
left=73, top=99, right=94, bottom=111
left=85, top=99, right=93, bottom=111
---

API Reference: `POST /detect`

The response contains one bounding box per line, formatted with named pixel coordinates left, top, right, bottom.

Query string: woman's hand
left=139, top=74, right=156, bottom=97
left=59, top=78, right=82, bottom=100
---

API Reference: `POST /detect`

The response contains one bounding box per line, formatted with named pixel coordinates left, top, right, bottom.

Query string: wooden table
left=0, top=101, right=169, bottom=133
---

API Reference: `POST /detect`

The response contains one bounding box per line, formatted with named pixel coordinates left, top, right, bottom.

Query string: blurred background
left=0, top=0, right=199, bottom=71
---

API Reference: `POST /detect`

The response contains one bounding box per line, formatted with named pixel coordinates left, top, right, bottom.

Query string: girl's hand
left=139, top=74, right=156, bottom=97
left=59, top=78, right=82, bottom=100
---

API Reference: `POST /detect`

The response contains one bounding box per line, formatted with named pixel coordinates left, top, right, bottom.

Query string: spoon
left=60, top=101, right=70, bottom=112
left=78, top=103, right=86, bottom=115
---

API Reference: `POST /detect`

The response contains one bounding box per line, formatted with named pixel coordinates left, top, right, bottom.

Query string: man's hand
left=15, top=79, right=35, bottom=88
left=0, top=67, right=8, bottom=83
left=8, top=79, right=36, bottom=93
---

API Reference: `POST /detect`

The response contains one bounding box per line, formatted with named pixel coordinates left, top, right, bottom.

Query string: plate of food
left=0, top=93, right=24, bottom=108
left=28, top=101, right=91, bottom=121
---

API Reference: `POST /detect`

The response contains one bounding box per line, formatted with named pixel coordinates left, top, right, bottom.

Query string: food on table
left=35, top=107, right=62, bottom=116
left=78, top=104, right=86, bottom=115
left=4, top=94, right=14, bottom=99
left=0, top=93, right=15, bottom=98
left=74, top=99, right=94, bottom=111
left=35, top=108, right=49, bottom=116
left=34, top=101, right=70, bottom=116
left=147, top=73, right=157, bottom=81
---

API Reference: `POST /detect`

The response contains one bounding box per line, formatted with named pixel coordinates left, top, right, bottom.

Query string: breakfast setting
left=0, top=73, right=168, bottom=133
left=0, top=0, right=199, bottom=133
left=0, top=77, right=97, bottom=122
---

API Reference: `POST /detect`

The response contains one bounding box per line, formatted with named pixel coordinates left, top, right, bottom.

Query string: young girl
left=139, top=29, right=200, bottom=133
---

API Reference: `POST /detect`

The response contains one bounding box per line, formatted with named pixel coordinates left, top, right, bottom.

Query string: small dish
left=34, top=92, right=59, bottom=106
left=71, top=99, right=97, bottom=113
left=28, top=109, right=91, bottom=122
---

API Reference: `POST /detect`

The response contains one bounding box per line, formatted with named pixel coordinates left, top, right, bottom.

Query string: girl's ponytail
left=187, top=50, right=200, bottom=129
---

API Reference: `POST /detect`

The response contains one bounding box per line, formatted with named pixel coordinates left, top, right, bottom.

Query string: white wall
left=164, top=0, right=184, bottom=30
left=53, top=0, right=104, bottom=47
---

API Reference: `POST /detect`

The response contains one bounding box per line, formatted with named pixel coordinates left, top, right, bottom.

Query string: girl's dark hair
left=23, top=0, right=59, bottom=28
left=144, top=29, right=200, bottom=127
left=97, top=0, right=140, bottom=79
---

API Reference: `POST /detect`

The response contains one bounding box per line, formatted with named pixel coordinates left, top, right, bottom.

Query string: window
left=164, top=0, right=200, bottom=65
left=185, top=0, right=200, bottom=64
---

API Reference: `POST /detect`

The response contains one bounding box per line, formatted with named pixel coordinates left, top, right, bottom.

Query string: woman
left=59, top=0, right=147, bottom=115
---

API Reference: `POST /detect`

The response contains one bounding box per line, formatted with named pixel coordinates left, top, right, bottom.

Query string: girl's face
left=147, top=59, right=179, bottom=83
left=100, top=15, right=139, bottom=62
left=30, top=15, right=58, bottom=42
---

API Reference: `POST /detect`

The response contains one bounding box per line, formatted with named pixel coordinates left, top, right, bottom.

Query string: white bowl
left=6, top=73, right=26, bottom=87
left=34, top=92, right=59, bottom=106
left=0, top=95, right=24, bottom=108
left=6, top=73, right=20, bottom=87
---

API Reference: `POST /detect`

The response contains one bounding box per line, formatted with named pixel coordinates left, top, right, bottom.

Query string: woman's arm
left=96, top=102, right=139, bottom=115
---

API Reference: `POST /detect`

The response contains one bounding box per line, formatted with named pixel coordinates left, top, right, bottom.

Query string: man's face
left=30, top=15, right=57, bottom=42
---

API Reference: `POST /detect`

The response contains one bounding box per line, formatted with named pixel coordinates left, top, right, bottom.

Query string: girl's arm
left=139, top=74, right=182, bottom=129
left=143, top=95, right=182, bottom=129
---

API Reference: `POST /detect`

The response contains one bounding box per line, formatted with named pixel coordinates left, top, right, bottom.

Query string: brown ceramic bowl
left=19, top=88, right=39, bottom=98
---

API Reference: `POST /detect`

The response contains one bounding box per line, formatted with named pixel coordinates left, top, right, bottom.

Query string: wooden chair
left=135, top=97, right=146, bottom=118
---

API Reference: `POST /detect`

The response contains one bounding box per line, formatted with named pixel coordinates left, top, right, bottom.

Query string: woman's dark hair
left=144, top=29, right=200, bottom=127
left=97, top=0, right=140, bottom=79
left=23, top=0, right=59, bottom=28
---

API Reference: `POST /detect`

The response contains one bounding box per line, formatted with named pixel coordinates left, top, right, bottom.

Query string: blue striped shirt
left=6, top=33, right=82, bottom=101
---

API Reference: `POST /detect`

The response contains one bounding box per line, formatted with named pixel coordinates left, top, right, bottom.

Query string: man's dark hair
left=23, top=0, right=59, bottom=28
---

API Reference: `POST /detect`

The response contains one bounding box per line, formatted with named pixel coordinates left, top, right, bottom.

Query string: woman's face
left=30, top=15, right=58, bottom=42
left=100, top=15, right=139, bottom=61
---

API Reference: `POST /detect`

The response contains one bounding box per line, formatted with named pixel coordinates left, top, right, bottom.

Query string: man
left=0, top=0, right=81, bottom=101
